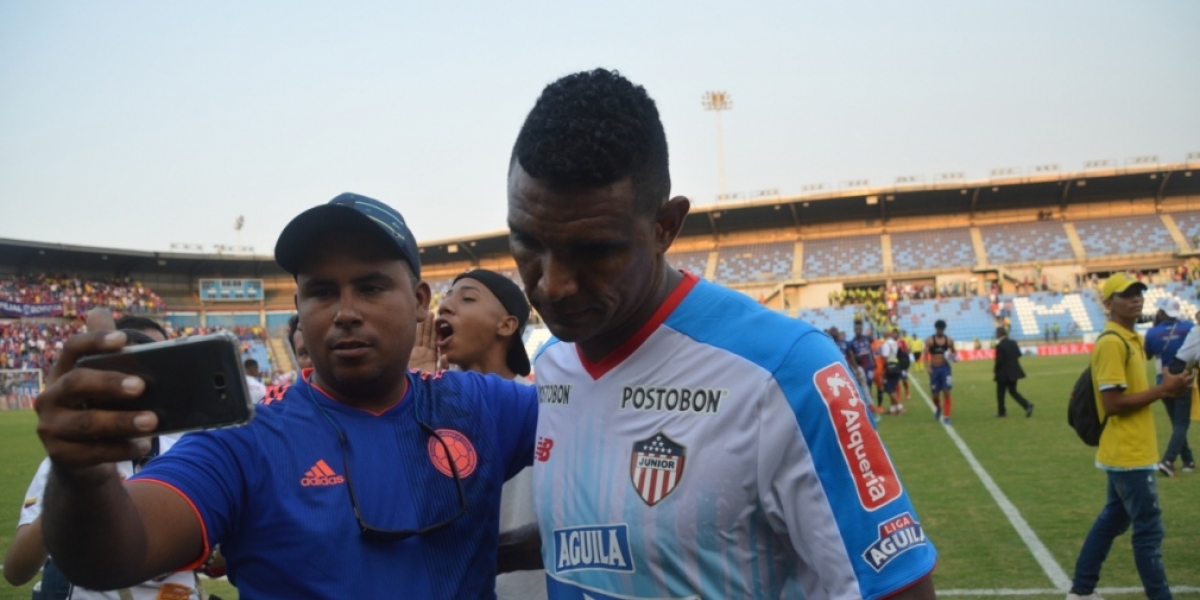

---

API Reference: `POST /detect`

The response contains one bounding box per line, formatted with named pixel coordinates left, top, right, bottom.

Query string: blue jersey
left=531, top=274, right=935, bottom=599
left=849, top=335, right=874, bottom=371
left=1145, top=318, right=1193, bottom=368
left=130, top=369, right=538, bottom=599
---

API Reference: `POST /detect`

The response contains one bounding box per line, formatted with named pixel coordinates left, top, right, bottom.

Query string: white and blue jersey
left=532, top=273, right=935, bottom=600
left=130, top=369, right=538, bottom=599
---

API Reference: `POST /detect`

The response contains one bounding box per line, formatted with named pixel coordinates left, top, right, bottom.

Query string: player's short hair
left=244, top=358, right=259, bottom=370
left=114, top=315, right=168, bottom=340
left=512, top=68, right=670, bottom=215
left=286, top=314, right=300, bottom=352
left=935, top=319, right=947, bottom=330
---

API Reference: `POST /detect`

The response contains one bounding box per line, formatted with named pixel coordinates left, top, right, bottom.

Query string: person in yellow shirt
left=909, top=335, right=925, bottom=373
left=1067, top=273, right=1193, bottom=600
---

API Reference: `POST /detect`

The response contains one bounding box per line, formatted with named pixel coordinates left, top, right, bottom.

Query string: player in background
left=880, top=329, right=905, bottom=413
left=243, top=358, right=267, bottom=403
left=409, top=269, right=546, bottom=600
left=3, top=315, right=205, bottom=600
left=925, top=319, right=955, bottom=424
left=507, top=68, right=935, bottom=599
left=910, top=334, right=925, bottom=374
left=849, top=320, right=878, bottom=407
left=1143, top=297, right=1195, bottom=476
left=896, top=330, right=912, bottom=401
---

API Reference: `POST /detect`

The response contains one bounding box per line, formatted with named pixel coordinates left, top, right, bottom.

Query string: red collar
left=576, top=272, right=699, bottom=380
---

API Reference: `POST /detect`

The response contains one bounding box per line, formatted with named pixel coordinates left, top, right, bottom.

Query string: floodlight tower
left=702, top=91, right=732, bottom=201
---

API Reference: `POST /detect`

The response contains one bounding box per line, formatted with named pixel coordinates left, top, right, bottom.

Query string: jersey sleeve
left=127, top=427, right=253, bottom=566
left=17, top=458, right=51, bottom=527
left=760, top=331, right=935, bottom=599
left=480, top=375, right=538, bottom=481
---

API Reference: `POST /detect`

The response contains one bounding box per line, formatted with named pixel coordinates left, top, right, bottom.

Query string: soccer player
left=849, top=320, right=877, bottom=404
left=880, top=329, right=904, bottom=413
left=924, top=319, right=955, bottom=424
left=4, top=316, right=203, bottom=600
left=507, top=69, right=935, bottom=598
left=32, top=194, right=538, bottom=598
left=243, top=358, right=267, bottom=403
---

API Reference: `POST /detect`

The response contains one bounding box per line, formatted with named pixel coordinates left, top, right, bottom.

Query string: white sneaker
left=1066, top=593, right=1104, bottom=600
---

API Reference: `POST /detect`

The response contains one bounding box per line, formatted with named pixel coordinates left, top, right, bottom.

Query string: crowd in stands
left=0, top=321, right=269, bottom=380
left=0, top=321, right=83, bottom=372
left=1, top=274, right=164, bottom=315
left=830, top=282, right=976, bottom=309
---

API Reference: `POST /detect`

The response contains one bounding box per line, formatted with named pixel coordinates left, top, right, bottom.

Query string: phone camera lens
left=213, top=374, right=227, bottom=389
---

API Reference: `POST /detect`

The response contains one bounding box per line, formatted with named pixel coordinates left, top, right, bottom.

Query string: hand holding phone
left=35, top=310, right=253, bottom=473
left=77, top=332, right=255, bottom=436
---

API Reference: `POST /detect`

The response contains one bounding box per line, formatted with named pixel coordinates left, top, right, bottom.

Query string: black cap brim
left=507, top=336, right=532, bottom=377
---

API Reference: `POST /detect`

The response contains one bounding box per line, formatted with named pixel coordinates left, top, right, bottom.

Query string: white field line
left=908, top=379, right=1073, bottom=591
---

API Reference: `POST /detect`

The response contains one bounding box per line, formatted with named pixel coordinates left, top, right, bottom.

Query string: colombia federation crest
left=630, top=432, right=686, bottom=506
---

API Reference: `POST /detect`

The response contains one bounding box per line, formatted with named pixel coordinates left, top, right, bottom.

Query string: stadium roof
left=3, top=161, right=1197, bottom=276
left=418, top=161, right=1200, bottom=263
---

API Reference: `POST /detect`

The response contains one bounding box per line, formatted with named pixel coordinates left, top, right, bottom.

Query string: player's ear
left=654, top=196, right=690, bottom=253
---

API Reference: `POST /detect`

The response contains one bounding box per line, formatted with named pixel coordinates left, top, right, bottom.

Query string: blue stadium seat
left=712, top=242, right=795, bottom=285
left=1073, top=215, right=1175, bottom=257
left=1171, top=212, right=1200, bottom=246
left=890, top=228, right=976, bottom=272
left=802, top=235, right=883, bottom=279
left=666, top=250, right=711, bottom=278
left=979, top=221, right=1074, bottom=264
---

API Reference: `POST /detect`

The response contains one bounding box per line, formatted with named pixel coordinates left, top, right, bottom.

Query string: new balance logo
left=300, top=459, right=345, bottom=487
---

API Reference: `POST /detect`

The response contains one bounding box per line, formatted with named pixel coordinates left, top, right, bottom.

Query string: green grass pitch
left=1, top=354, right=1197, bottom=599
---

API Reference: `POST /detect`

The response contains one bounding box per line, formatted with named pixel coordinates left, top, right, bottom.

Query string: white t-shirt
left=496, top=375, right=548, bottom=600
left=246, top=375, right=267, bottom=404
left=531, top=275, right=936, bottom=599
left=18, top=435, right=201, bottom=600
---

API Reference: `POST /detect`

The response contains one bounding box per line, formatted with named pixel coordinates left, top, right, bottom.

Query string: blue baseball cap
left=274, top=193, right=421, bottom=278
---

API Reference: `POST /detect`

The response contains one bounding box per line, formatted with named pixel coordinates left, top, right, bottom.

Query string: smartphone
left=77, top=332, right=255, bottom=435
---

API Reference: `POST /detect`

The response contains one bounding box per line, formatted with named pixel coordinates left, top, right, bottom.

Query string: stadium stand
left=890, top=228, right=977, bottom=272
left=1170, top=211, right=1200, bottom=246
left=978, top=221, right=1076, bottom=264
left=0, top=274, right=164, bottom=315
left=666, top=250, right=711, bottom=279
left=1073, top=215, right=1176, bottom=257
left=712, top=242, right=794, bottom=284
left=802, top=235, right=883, bottom=279
left=1007, top=292, right=1104, bottom=339
left=0, top=322, right=83, bottom=372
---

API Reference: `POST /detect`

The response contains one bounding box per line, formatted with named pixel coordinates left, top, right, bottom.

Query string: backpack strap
left=1093, top=330, right=1133, bottom=426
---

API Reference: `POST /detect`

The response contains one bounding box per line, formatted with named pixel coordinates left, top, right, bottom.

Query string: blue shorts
left=930, top=364, right=952, bottom=393
left=884, top=374, right=901, bottom=394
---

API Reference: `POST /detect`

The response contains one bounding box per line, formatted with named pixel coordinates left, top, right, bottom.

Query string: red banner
left=953, top=343, right=1094, bottom=361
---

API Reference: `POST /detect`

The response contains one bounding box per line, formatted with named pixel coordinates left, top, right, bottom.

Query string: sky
left=1, top=1, right=1197, bottom=255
